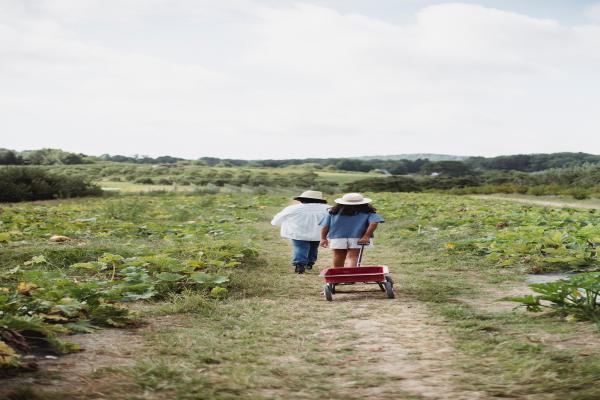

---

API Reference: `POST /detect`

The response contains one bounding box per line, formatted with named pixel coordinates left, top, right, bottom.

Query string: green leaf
left=70, top=262, right=97, bottom=270
left=64, top=320, right=98, bottom=334
left=122, top=288, right=157, bottom=301
left=212, top=275, right=229, bottom=284
left=0, top=232, right=10, bottom=243
left=210, top=286, right=228, bottom=299
left=24, top=255, right=47, bottom=266
left=155, top=272, right=185, bottom=282
left=98, top=253, right=124, bottom=264
left=189, top=272, right=211, bottom=283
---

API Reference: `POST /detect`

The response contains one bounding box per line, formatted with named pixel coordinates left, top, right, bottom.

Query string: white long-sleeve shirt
left=271, top=203, right=330, bottom=241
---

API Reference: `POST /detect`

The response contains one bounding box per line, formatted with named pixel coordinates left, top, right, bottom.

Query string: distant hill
left=356, top=154, right=468, bottom=161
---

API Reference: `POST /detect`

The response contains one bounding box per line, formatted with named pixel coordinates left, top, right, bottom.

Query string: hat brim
left=294, top=196, right=326, bottom=202
left=334, top=197, right=372, bottom=205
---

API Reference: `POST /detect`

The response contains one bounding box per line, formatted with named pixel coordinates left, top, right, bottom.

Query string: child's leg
left=345, top=248, right=361, bottom=267
left=291, top=239, right=310, bottom=273
left=332, top=249, right=347, bottom=268
left=306, top=241, right=320, bottom=269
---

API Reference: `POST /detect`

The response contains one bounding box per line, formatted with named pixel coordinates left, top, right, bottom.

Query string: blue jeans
left=291, top=240, right=320, bottom=266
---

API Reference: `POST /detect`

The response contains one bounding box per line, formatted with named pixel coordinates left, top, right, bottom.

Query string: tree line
left=2, top=148, right=599, bottom=175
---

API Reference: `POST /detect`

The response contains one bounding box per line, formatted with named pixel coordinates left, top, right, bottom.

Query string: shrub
left=0, top=167, right=102, bottom=202
left=526, top=185, right=549, bottom=196
left=569, top=188, right=590, bottom=200
left=134, top=177, right=154, bottom=184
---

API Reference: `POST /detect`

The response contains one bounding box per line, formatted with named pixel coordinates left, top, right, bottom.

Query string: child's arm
left=270, top=205, right=295, bottom=226
left=320, top=226, right=329, bottom=248
left=357, top=222, right=379, bottom=245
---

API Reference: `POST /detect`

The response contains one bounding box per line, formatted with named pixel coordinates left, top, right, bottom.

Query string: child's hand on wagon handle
left=357, top=222, right=378, bottom=245
left=320, top=226, right=329, bottom=248
left=357, top=236, right=371, bottom=245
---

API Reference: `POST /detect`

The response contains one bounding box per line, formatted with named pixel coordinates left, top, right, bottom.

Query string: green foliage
left=0, top=167, right=102, bottom=202
left=467, top=152, right=600, bottom=172
left=209, top=286, right=228, bottom=299
left=376, top=193, right=599, bottom=272
left=346, top=175, right=481, bottom=193
left=20, top=148, right=88, bottom=165
left=0, top=194, right=260, bottom=372
left=505, top=273, right=600, bottom=321
left=44, top=163, right=327, bottom=191
left=420, top=160, right=474, bottom=177
left=0, top=149, right=23, bottom=165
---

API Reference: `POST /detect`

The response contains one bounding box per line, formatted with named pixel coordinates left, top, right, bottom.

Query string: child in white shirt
left=271, top=190, right=329, bottom=274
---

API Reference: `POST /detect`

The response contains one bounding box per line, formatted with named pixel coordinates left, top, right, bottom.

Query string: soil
left=0, top=316, right=183, bottom=399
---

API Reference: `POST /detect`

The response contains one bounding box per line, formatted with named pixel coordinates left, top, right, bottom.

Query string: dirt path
left=1, top=330, right=141, bottom=398
left=471, top=194, right=600, bottom=210
left=242, top=233, right=486, bottom=400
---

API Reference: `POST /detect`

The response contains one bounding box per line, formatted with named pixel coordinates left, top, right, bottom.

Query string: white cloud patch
left=585, top=2, right=600, bottom=22
left=0, top=1, right=599, bottom=158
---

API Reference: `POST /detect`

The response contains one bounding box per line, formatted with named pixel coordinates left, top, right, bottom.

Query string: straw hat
left=334, top=193, right=372, bottom=205
left=294, top=190, right=325, bottom=201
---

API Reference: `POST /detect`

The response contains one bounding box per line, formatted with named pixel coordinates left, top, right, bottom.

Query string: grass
left=1, top=193, right=599, bottom=399
left=388, top=230, right=600, bottom=399
left=315, top=170, right=382, bottom=184
left=472, top=193, right=600, bottom=209
left=97, top=168, right=378, bottom=194
left=99, top=181, right=191, bottom=193
left=119, top=200, right=600, bottom=399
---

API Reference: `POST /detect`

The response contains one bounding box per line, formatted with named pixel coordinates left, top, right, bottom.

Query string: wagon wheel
left=385, top=275, right=394, bottom=286
left=330, top=283, right=336, bottom=294
left=384, top=281, right=395, bottom=299
left=323, top=284, right=333, bottom=301
left=377, top=282, right=385, bottom=292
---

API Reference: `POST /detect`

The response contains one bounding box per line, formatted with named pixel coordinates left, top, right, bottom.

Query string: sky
left=1, top=0, right=599, bottom=159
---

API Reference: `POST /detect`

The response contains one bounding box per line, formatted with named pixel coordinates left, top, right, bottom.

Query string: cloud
left=0, top=1, right=599, bottom=158
left=585, top=2, right=600, bottom=22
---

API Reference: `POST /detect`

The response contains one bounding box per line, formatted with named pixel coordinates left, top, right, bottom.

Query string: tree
left=420, top=161, right=473, bottom=177
left=0, top=149, right=23, bottom=165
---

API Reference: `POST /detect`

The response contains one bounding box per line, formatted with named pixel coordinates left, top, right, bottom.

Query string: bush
left=0, top=167, right=102, bottom=202
left=134, top=177, right=154, bottom=184
left=569, top=188, right=590, bottom=200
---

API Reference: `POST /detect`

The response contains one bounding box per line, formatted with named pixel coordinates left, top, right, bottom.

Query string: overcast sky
left=1, top=0, right=599, bottom=159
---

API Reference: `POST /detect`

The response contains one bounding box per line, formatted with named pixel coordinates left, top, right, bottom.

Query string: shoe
left=306, top=263, right=314, bottom=270
left=296, top=264, right=305, bottom=274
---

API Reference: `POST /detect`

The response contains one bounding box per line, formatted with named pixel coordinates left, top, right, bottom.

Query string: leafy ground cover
left=1, top=192, right=599, bottom=399
left=373, top=193, right=600, bottom=273
left=506, top=272, right=600, bottom=322
left=0, top=194, right=264, bottom=373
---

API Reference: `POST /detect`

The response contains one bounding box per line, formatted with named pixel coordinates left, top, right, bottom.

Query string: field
left=1, top=192, right=599, bottom=399
left=41, top=163, right=381, bottom=195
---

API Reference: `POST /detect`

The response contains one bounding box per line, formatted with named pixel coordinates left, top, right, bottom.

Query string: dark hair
left=329, top=203, right=376, bottom=215
left=296, top=197, right=327, bottom=204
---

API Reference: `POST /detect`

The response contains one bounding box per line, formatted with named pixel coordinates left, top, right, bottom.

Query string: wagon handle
left=357, top=244, right=365, bottom=267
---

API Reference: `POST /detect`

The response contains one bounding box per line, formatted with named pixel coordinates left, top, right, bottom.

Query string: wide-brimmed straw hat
left=294, top=190, right=325, bottom=201
left=334, top=193, right=372, bottom=205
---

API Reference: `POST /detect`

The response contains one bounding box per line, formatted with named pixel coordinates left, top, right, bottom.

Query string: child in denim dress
left=271, top=191, right=329, bottom=274
left=319, top=193, right=384, bottom=268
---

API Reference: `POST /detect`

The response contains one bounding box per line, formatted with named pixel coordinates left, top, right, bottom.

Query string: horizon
left=6, top=147, right=600, bottom=162
left=2, top=0, right=600, bottom=158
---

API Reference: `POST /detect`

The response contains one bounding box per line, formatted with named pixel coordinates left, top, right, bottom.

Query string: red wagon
left=320, top=245, right=394, bottom=301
